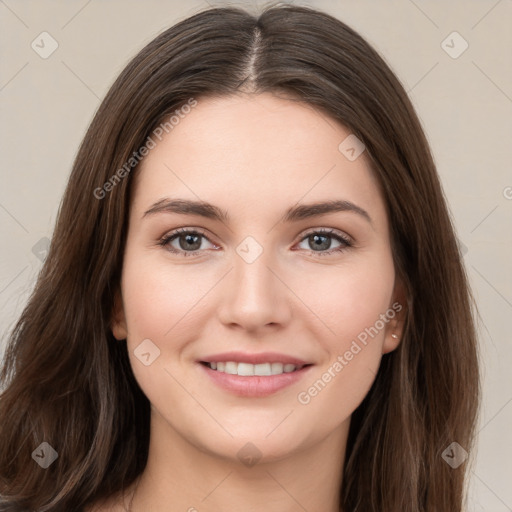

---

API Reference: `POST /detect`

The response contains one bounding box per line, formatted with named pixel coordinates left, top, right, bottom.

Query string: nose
left=216, top=247, right=292, bottom=334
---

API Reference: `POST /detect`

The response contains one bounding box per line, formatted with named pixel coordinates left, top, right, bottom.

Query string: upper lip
left=198, top=351, right=311, bottom=366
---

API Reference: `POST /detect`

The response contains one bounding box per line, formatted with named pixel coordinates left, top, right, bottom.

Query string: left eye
left=296, top=230, right=352, bottom=256
left=159, top=228, right=352, bottom=257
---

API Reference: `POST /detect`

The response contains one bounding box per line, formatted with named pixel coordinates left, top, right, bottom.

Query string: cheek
left=295, top=262, right=395, bottom=429
left=119, top=252, right=212, bottom=413
left=121, top=252, right=211, bottom=343
left=294, top=253, right=396, bottom=349
left=119, top=248, right=229, bottom=409
left=291, top=254, right=395, bottom=412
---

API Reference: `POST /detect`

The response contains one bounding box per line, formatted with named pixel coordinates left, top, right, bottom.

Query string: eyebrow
left=143, top=198, right=372, bottom=225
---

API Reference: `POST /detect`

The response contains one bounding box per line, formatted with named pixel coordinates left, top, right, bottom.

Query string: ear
left=111, top=288, right=128, bottom=340
left=382, top=277, right=408, bottom=354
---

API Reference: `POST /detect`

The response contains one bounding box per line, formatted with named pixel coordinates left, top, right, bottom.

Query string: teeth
left=207, top=361, right=299, bottom=376
left=237, top=362, right=254, bottom=376
left=254, top=363, right=271, bottom=376
left=225, top=361, right=237, bottom=375
left=271, top=362, right=283, bottom=374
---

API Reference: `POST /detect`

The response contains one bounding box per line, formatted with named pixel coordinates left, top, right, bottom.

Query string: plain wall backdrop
left=0, top=1, right=511, bottom=510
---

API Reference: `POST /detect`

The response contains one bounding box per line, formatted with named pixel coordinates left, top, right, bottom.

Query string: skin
left=98, top=92, right=405, bottom=512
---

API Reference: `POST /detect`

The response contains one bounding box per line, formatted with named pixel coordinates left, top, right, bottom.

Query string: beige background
left=0, top=0, right=511, bottom=510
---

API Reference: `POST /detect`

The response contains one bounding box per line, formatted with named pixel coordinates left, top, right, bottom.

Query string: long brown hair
left=0, top=4, right=480, bottom=511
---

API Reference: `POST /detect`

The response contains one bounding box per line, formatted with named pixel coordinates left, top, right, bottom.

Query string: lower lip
left=198, top=363, right=313, bottom=398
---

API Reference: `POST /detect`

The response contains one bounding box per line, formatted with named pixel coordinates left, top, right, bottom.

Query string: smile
left=198, top=358, right=314, bottom=397
left=201, top=361, right=308, bottom=376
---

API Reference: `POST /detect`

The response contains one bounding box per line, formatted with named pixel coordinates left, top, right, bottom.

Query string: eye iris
left=309, top=234, right=331, bottom=251
left=180, top=233, right=201, bottom=251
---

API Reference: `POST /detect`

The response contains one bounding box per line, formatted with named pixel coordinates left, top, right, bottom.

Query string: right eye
left=159, top=228, right=219, bottom=257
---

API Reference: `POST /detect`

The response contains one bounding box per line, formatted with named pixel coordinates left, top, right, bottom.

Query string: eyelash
left=158, top=227, right=353, bottom=258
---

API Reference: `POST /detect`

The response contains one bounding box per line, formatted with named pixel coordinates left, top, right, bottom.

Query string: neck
left=129, top=409, right=349, bottom=512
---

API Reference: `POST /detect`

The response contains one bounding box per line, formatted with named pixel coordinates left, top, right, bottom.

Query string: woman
left=0, top=4, right=480, bottom=511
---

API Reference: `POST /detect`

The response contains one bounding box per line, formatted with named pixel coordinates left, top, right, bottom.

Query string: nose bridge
left=217, top=237, right=290, bottom=330
left=235, top=245, right=274, bottom=297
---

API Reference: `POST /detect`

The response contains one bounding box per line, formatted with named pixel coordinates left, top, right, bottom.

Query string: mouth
left=196, top=352, right=314, bottom=397
left=199, top=361, right=311, bottom=376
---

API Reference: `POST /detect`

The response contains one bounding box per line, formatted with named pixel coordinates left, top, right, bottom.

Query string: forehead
left=131, top=93, right=387, bottom=230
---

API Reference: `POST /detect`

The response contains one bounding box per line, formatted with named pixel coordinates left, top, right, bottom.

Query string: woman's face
left=112, top=92, right=404, bottom=463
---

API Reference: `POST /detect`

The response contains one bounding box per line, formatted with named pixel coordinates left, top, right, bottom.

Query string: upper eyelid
left=300, top=227, right=351, bottom=241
